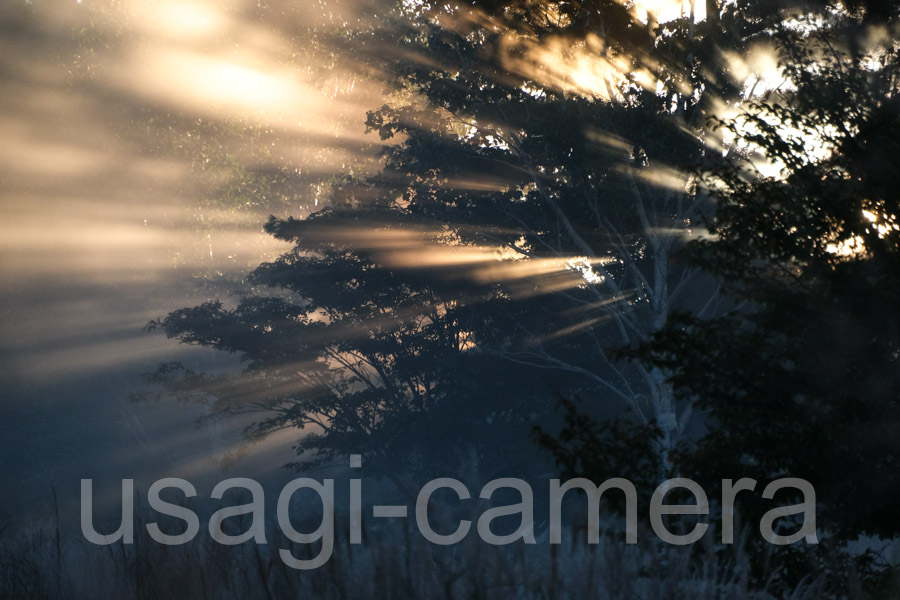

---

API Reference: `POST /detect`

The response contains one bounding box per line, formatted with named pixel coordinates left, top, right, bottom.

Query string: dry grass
left=0, top=513, right=847, bottom=600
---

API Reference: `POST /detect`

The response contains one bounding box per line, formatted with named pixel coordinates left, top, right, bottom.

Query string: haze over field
left=0, top=0, right=386, bottom=527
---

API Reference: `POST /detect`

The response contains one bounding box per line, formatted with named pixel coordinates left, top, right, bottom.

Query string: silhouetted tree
left=146, top=0, right=821, bottom=485
left=538, top=6, right=900, bottom=593
left=618, top=8, right=900, bottom=592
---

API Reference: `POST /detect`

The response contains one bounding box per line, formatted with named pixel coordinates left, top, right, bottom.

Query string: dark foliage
left=630, top=10, right=900, bottom=597
left=649, top=11, right=900, bottom=541
left=538, top=6, right=900, bottom=595
left=533, top=396, right=664, bottom=510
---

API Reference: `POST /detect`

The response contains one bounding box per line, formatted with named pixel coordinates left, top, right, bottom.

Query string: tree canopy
left=147, top=0, right=900, bottom=530
left=147, top=0, right=753, bottom=478
left=534, top=6, right=900, bottom=593
left=640, top=8, right=900, bottom=542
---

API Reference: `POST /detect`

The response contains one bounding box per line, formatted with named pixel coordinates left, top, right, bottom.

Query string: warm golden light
left=499, top=32, right=660, bottom=101
left=631, top=0, right=706, bottom=24
left=0, top=0, right=382, bottom=388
